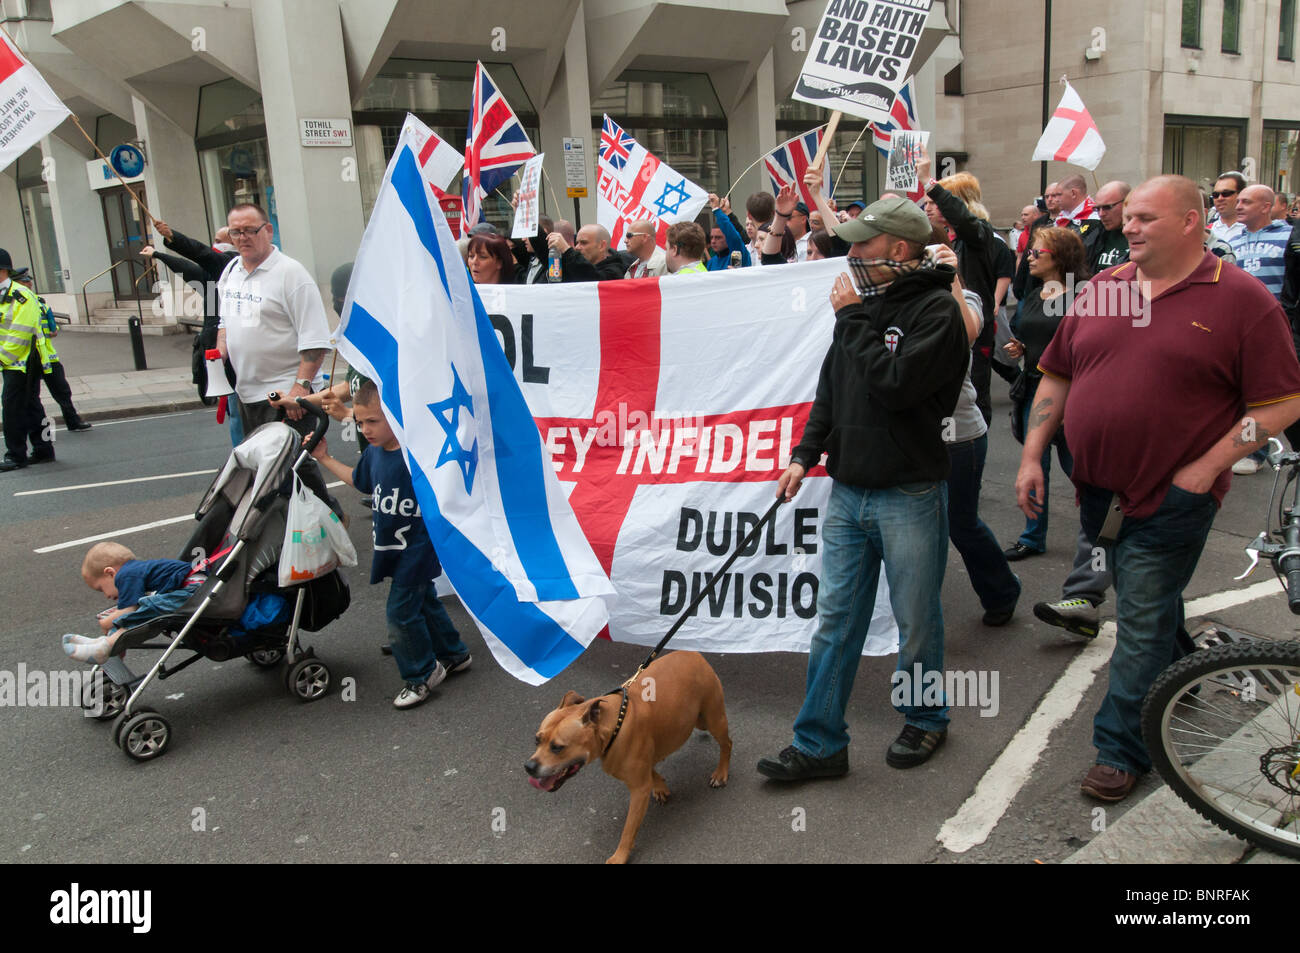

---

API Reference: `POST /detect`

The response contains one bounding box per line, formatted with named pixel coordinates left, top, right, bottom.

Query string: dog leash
left=601, top=496, right=786, bottom=754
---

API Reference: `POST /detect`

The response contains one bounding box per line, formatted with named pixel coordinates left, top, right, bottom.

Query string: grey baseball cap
left=835, top=196, right=932, bottom=244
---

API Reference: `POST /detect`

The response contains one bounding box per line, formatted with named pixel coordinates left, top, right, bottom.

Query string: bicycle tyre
left=1141, top=640, right=1300, bottom=859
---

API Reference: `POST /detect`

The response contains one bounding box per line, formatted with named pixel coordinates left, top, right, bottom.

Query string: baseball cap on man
left=835, top=197, right=932, bottom=244
left=845, top=200, right=866, bottom=211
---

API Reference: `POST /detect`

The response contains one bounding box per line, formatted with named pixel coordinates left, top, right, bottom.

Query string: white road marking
left=35, top=515, right=195, bottom=554
left=61, top=411, right=197, bottom=429
left=35, top=478, right=351, bottom=553
left=14, top=469, right=218, bottom=496
left=936, top=576, right=1287, bottom=854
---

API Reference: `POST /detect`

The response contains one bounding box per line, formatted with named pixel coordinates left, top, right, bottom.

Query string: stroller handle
left=295, top=397, right=330, bottom=455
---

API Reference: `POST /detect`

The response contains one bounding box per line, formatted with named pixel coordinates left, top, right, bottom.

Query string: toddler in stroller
left=82, top=407, right=352, bottom=761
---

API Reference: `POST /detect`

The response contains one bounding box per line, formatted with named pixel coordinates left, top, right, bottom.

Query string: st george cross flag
left=486, top=260, right=900, bottom=657
left=463, top=61, right=536, bottom=227
left=338, top=115, right=613, bottom=686
left=1032, top=81, right=1106, bottom=170
left=0, top=32, right=70, bottom=172
left=405, top=117, right=463, bottom=193
left=764, top=128, right=830, bottom=209
left=596, top=115, right=709, bottom=250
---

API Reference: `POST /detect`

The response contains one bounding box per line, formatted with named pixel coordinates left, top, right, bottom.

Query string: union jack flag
left=870, top=77, right=919, bottom=156
left=463, top=61, right=536, bottom=226
left=764, top=127, right=829, bottom=208
left=599, top=116, right=636, bottom=172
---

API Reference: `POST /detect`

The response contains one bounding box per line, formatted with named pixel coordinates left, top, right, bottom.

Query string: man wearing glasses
left=622, top=221, right=667, bottom=279
left=1208, top=172, right=1247, bottom=244
left=215, top=203, right=334, bottom=503
left=1088, top=181, right=1132, bottom=273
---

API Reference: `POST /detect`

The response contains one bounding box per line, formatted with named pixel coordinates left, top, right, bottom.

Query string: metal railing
left=80, top=259, right=150, bottom=370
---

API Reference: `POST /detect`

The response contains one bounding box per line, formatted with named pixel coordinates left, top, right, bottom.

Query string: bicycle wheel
left=1141, top=640, right=1300, bottom=859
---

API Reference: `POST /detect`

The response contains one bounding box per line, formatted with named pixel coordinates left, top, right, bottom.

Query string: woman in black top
left=1002, top=226, right=1088, bottom=560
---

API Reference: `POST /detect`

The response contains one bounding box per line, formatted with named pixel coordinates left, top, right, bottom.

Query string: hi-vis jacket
left=0, top=282, right=47, bottom=372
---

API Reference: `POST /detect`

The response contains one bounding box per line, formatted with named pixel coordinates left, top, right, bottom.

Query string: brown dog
left=525, top=650, right=731, bottom=864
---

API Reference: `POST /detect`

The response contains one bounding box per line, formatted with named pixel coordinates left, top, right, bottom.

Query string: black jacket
left=927, top=182, right=999, bottom=348
left=560, top=248, right=627, bottom=282
left=791, top=264, right=969, bottom=487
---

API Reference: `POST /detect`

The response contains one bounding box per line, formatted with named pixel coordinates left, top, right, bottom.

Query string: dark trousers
left=2, top=350, right=53, bottom=462
left=238, top=398, right=338, bottom=514
left=946, top=434, right=1021, bottom=611
left=969, top=345, right=993, bottom=426
left=42, top=361, right=83, bottom=428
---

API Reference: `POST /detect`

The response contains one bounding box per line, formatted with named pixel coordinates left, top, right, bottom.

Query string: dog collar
left=602, top=685, right=630, bottom=755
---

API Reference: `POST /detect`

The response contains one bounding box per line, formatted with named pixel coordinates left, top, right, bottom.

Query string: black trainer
left=886, top=724, right=947, bottom=768
left=757, top=745, right=848, bottom=781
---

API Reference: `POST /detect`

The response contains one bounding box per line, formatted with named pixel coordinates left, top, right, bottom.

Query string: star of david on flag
left=337, top=113, right=613, bottom=685
left=595, top=114, right=708, bottom=250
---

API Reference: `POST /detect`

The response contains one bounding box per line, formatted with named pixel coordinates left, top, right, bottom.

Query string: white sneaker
left=393, top=682, right=430, bottom=709
left=425, top=659, right=448, bottom=690
left=1232, top=457, right=1261, bottom=475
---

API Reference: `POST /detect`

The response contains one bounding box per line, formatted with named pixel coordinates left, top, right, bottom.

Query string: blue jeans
left=1019, top=389, right=1073, bottom=551
left=793, top=479, right=950, bottom=757
left=947, top=435, right=1021, bottom=611
left=227, top=396, right=244, bottom=446
left=1079, top=483, right=1217, bottom=774
left=386, top=581, right=468, bottom=685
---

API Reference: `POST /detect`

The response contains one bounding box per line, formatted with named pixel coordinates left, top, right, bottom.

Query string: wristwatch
left=294, top=378, right=313, bottom=390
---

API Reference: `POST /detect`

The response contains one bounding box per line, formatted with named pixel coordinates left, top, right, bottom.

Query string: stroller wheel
left=82, top=671, right=128, bottom=721
left=248, top=647, right=285, bottom=668
left=117, top=710, right=172, bottom=761
left=286, top=657, right=331, bottom=702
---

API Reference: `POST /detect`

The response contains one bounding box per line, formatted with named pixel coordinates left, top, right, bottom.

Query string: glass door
left=100, top=186, right=151, bottom=300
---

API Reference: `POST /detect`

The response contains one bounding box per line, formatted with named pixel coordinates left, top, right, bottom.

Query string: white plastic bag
left=279, top=475, right=358, bottom=586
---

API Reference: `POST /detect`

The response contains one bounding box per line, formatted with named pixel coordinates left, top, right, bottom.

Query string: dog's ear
left=581, top=697, right=603, bottom=726
left=559, top=690, right=585, bottom=708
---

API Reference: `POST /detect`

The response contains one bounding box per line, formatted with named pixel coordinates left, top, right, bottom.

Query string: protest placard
left=792, top=0, right=933, bottom=126
left=511, top=152, right=544, bottom=239
left=886, top=129, right=928, bottom=192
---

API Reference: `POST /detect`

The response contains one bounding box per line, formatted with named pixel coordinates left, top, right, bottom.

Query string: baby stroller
left=83, top=401, right=351, bottom=761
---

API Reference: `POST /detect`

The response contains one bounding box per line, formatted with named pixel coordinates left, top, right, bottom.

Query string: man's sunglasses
left=1095, top=202, right=1122, bottom=212
left=1210, top=189, right=1238, bottom=199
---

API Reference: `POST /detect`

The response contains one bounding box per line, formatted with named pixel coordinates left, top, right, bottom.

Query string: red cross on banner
left=1032, top=81, right=1106, bottom=171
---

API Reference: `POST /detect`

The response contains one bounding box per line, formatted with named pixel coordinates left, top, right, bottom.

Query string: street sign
left=563, top=136, right=587, bottom=197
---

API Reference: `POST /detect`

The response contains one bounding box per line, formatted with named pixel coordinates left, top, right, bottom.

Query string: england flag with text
left=337, top=115, right=614, bottom=685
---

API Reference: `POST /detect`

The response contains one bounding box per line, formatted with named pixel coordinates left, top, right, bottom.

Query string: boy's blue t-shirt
left=352, top=445, right=441, bottom=586
left=114, top=559, right=197, bottom=609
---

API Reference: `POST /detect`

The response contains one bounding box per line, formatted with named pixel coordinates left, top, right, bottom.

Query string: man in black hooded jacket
left=758, top=196, right=970, bottom=782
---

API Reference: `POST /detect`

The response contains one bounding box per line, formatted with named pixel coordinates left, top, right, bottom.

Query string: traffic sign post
left=564, top=136, right=587, bottom=227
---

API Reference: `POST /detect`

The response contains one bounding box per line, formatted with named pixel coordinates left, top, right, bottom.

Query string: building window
left=1221, top=0, right=1240, bottom=53
left=195, top=79, right=277, bottom=246
left=94, top=114, right=135, bottom=154
left=592, top=70, right=729, bottom=196
left=776, top=101, right=877, bottom=207
left=14, top=147, right=62, bottom=293
left=1182, top=0, right=1202, bottom=48
left=1162, top=116, right=1246, bottom=192
left=1282, top=0, right=1297, bottom=60
left=354, top=59, right=539, bottom=230
left=944, top=64, right=963, bottom=96
left=1262, top=123, right=1300, bottom=194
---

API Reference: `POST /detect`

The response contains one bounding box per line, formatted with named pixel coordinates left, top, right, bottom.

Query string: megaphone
left=204, top=348, right=234, bottom=398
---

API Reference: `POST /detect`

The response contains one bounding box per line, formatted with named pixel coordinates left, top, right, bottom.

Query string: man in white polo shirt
left=216, top=202, right=334, bottom=502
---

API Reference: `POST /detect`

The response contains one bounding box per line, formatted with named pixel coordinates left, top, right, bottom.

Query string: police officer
left=0, top=249, right=55, bottom=471
left=16, top=268, right=91, bottom=434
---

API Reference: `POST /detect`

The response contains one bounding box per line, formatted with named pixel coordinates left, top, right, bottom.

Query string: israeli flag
left=337, top=114, right=614, bottom=685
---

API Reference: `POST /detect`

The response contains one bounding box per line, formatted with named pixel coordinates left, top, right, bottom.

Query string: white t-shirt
left=218, top=247, right=331, bottom=403
left=794, top=232, right=810, bottom=262
left=1210, top=219, right=1246, bottom=245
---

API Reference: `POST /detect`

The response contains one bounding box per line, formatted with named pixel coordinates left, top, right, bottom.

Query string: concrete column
left=0, top=170, right=28, bottom=263
left=250, top=0, right=364, bottom=291
left=132, top=96, right=209, bottom=242
left=41, top=134, right=112, bottom=324
left=725, top=50, right=778, bottom=206
left=537, top=6, right=595, bottom=228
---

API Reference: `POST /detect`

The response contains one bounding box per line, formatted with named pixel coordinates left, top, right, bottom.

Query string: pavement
left=17, top=326, right=1300, bottom=866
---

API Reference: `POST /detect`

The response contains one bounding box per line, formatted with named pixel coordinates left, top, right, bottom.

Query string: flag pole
left=67, top=114, right=155, bottom=221
left=832, top=124, right=870, bottom=198
left=722, top=121, right=831, bottom=202
left=540, top=167, right=563, bottom=218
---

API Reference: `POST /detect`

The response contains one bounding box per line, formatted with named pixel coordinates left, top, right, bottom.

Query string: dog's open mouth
left=529, top=761, right=582, bottom=792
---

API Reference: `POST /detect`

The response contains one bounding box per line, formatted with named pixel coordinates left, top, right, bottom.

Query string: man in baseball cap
left=758, top=194, right=972, bottom=780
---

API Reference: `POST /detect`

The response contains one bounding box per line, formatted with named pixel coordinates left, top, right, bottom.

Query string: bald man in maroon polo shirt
left=1015, top=175, right=1300, bottom=802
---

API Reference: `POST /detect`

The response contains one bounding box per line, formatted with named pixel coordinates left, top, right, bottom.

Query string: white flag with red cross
left=1032, top=81, right=1106, bottom=171
left=0, top=31, right=70, bottom=172
left=479, top=259, right=900, bottom=656
left=596, top=115, right=709, bottom=251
